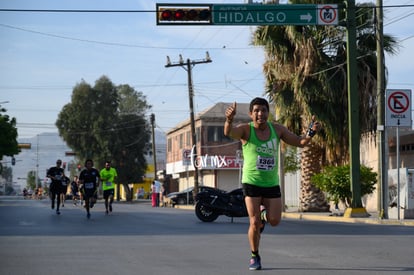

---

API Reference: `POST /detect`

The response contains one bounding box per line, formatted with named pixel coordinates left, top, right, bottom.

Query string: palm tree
left=252, top=0, right=397, bottom=211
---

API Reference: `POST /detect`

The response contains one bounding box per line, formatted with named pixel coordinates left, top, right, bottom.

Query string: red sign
left=388, top=91, right=409, bottom=114
left=318, top=5, right=337, bottom=25
left=386, top=89, right=412, bottom=127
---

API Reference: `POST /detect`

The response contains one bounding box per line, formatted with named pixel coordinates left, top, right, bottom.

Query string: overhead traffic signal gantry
left=156, top=4, right=212, bottom=25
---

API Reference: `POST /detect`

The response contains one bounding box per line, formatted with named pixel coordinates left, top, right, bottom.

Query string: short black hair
left=85, top=159, right=93, bottom=166
left=249, top=97, right=269, bottom=112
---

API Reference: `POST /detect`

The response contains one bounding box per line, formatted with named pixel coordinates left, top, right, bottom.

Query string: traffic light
left=156, top=4, right=212, bottom=25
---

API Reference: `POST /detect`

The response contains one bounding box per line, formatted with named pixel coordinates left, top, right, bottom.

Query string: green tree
left=56, top=76, right=118, bottom=161
left=110, top=85, right=151, bottom=199
left=0, top=166, right=13, bottom=195
left=56, top=76, right=152, bottom=200
left=26, top=170, right=40, bottom=190
left=252, top=0, right=397, bottom=211
left=0, top=106, right=19, bottom=161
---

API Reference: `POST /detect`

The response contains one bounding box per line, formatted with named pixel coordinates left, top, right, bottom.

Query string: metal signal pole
left=165, top=52, right=212, bottom=195
left=376, top=0, right=387, bottom=219
left=150, top=113, right=157, bottom=180
left=344, top=0, right=369, bottom=217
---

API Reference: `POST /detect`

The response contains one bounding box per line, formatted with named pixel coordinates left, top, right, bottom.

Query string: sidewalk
left=176, top=204, right=414, bottom=226
left=282, top=208, right=414, bottom=226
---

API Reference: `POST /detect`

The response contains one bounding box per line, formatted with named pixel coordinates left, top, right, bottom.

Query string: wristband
left=307, top=128, right=316, bottom=137
left=226, top=119, right=233, bottom=123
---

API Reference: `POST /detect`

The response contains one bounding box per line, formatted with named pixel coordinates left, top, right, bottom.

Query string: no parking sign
left=385, top=89, right=412, bottom=127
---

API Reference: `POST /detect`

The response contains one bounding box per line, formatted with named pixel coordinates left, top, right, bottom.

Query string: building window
left=207, top=126, right=231, bottom=142
left=186, top=131, right=191, bottom=146
left=196, top=127, right=200, bottom=143
left=179, top=133, right=184, bottom=149
left=167, top=138, right=172, bottom=153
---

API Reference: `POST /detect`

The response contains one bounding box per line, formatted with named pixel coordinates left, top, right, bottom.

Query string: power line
left=1, top=4, right=414, bottom=13
left=0, top=23, right=258, bottom=50
left=1, top=4, right=413, bottom=50
left=0, top=9, right=152, bottom=13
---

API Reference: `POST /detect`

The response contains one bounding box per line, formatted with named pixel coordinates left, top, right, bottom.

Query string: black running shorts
left=242, top=184, right=281, bottom=198
left=103, top=189, right=115, bottom=199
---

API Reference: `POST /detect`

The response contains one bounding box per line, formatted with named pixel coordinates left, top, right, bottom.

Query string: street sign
left=182, top=149, right=191, bottom=166
left=18, top=143, right=31, bottom=149
left=386, top=89, right=412, bottom=127
left=212, top=4, right=338, bottom=26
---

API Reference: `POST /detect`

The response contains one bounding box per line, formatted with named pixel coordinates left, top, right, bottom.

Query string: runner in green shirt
left=224, top=97, right=321, bottom=270
left=100, top=161, right=118, bottom=215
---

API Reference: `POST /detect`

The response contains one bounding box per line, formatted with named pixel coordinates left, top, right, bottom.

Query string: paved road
left=0, top=196, right=413, bottom=275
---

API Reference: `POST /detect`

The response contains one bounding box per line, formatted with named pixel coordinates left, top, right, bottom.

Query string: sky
left=1, top=0, right=413, bottom=141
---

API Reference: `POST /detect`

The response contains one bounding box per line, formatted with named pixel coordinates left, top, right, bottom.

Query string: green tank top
left=241, top=122, right=280, bottom=187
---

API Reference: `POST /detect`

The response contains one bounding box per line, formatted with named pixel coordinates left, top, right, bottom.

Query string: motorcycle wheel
left=195, top=202, right=219, bottom=222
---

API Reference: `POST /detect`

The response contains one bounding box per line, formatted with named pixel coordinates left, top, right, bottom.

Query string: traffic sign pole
left=385, top=89, right=412, bottom=220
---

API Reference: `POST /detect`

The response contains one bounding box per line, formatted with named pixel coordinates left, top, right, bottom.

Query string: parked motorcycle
left=195, top=187, right=247, bottom=222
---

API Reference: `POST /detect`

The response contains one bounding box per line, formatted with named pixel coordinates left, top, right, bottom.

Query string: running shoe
left=56, top=210, right=60, bottom=215
left=249, top=255, right=262, bottom=270
left=87, top=213, right=91, bottom=219
left=90, top=201, right=95, bottom=208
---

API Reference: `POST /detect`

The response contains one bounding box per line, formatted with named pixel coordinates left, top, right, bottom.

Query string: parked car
left=165, top=186, right=214, bottom=207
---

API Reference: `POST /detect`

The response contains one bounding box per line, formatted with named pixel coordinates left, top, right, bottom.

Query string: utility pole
left=376, top=0, right=387, bottom=219
left=36, top=135, right=39, bottom=188
left=165, top=52, right=212, bottom=195
left=344, top=0, right=369, bottom=217
left=150, top=113, right=157, bottom=180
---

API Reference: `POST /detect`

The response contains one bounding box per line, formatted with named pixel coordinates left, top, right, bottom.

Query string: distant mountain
left=12, top=131, right=166, bottom=189
left=12, top=133, right=74, bottom=189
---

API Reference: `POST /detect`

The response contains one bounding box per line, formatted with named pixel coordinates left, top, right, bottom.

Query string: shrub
left=312, top=164, right=377, bottom=207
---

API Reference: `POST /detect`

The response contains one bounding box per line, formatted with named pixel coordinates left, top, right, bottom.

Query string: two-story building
left=166, top=102, right=251, bottom=192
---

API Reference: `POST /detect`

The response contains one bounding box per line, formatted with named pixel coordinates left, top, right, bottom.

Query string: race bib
left=256, top=156, right=275, bottom=171
left=105, top=181, right=112, bottom=186
left=84, top=182, right=94, bottom=189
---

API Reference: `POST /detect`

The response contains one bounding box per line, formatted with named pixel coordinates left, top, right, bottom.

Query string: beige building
left=361, top=128, right=414, bottom=213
